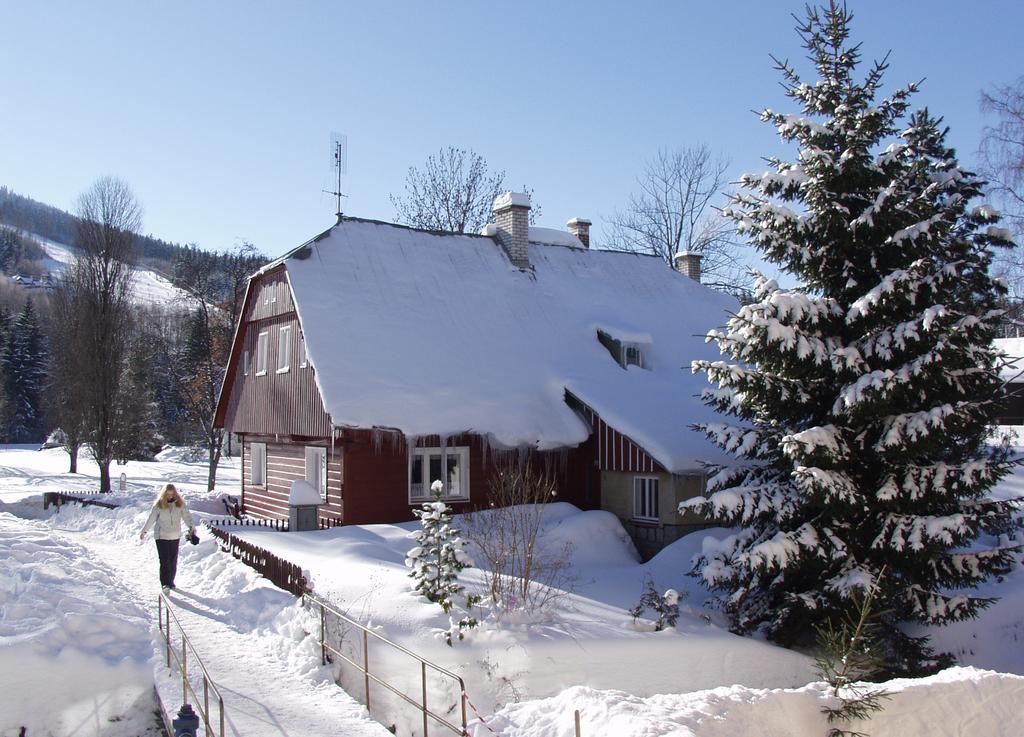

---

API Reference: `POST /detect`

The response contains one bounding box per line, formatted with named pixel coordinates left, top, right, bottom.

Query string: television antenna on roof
left=324, top=132, right=348, bottom=220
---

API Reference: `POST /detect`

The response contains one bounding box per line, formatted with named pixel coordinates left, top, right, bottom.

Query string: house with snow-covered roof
left=213, top=193, right=736, bottom=557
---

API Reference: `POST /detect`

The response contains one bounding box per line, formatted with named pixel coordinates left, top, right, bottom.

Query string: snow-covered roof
left=281, top=218, right=736, bottom=473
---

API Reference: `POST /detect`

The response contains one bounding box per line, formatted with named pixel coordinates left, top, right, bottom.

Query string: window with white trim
left=243, top=349, right=250, bottom=376
left=250, top=442, right=267, bottom=487
left=255, top=331, right=269, bottom=375
left=633, top=476, right=659, bottom=522
left=305, top=446, right=327, bottom=501
left=597, top=329, right=649, bottom=370
left=277, top=325, right=292, bottom=373
left=409, top=446, right=469, bottom=502
left=299, top=337, right=308, bottom=368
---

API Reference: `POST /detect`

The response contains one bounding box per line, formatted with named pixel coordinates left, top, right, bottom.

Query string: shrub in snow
left=462, top=462, right=574, bottom=616
left=686, top=2, right=1021, bottom=674
left=815, top=567, right=892, bottom=737
left=629, top=575, right=682, bottom=631
left=406, top=480, right=478, bottom=644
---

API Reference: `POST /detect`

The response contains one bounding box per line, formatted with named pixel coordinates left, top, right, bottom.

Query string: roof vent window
left=597, top=330, right=649, bottom=370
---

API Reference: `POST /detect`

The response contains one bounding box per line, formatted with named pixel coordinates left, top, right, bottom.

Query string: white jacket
left=141, top=503, right=195, bottom=540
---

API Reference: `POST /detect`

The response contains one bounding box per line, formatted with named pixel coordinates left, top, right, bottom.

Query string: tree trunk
left=67, top=442, right=79, bottom=473
left=207, top=430, right=223, bottom=492
left=98, top=460, right=111, bottom=493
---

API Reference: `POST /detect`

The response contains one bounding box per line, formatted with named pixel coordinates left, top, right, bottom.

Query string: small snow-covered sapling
left=629, top=575, right=681, bottom=631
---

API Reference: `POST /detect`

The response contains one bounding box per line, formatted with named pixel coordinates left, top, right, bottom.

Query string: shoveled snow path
left=52, top=518, right=391, bottom=737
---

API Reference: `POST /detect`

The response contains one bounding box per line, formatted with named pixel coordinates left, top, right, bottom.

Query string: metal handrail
left=158, top=593, right=227, bottom=737
left=303, top=592, right=468, bottom=737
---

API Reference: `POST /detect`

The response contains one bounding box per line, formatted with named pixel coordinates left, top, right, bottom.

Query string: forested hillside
left=0, top=184, right=266, bottom=475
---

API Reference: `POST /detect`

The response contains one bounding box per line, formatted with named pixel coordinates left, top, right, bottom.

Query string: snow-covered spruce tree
left=406, top=480, right=472, bottom=610
left=685, top=2, right=1020, bottom=674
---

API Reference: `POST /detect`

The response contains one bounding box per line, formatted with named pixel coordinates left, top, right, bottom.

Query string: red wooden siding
left=576, top=402, right=665, bottom=474
left=242, top=438, right=343, bottom=524
left=224, top=272, right=331, bottom=438
left=248, top=270, right=294, bottom=320
left=241, top=429, right=599, bottom=526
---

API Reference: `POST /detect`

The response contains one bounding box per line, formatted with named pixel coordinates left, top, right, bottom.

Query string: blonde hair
left=156, top=483, right=183, bottom=509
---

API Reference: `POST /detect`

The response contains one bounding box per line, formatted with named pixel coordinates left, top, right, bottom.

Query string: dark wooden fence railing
left=207, top=526, right=309, bottom=597
left=206, top=517, right=289, bottom=530
left=42, top=491, right=119, bottom=510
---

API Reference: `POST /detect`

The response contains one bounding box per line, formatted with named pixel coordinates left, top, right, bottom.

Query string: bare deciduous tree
left=66, top=177, right=141, bottom=492
left=980, top=77, right=1024, bottom=296
left=606, top=145, right=746, bottom=293
left=462, top=462, right=574, bottom=615
left=391, top=147, right=540, bottom=233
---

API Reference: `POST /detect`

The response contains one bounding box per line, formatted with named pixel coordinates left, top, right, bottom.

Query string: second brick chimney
left=493, top=192, right=531, bottom=269
left=674, top=251, right=702, bottom=282
left=567, top=218, right=591, bottom=249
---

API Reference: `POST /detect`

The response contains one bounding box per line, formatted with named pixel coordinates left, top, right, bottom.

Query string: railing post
left=181, top=632, right=188, bottom=703
left=421, top=661, right=428, bottom=737
left=164, top=600, right=171, bottom=668
left=575, top=709, right=581, bottom=737
left=320, top=602, right=327, bottom=666
left=461, top=686, right=468, bottom=736
left=204, top=679, right=210, bottom=737
left=363, top=629, right=371, bottom=713
left=219, top=696, right=225, bottom=737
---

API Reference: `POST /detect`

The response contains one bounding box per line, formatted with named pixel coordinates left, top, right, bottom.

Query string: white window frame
left=409, top=446, right=470, bottom=503
left=255, top=330, right=269, bottom=376
left=243, top=348, right=250, bottom=376
left=250, top=442, right=267, bottom=487
left=277, top=325, right=292, bottom=374
left=633, top=476, right=659, bottom=522
left=624, top=343, right=646, bottom=369
left=299, top=337, right=308, bottom=368
left=305, top=446, right=328, bottom=502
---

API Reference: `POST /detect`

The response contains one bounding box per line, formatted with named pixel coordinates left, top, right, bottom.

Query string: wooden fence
left=205, top=516, right=344, bottom=531
left=42, top=491, right=119, bottom=510
left=207, top=526, right=309, bottom=596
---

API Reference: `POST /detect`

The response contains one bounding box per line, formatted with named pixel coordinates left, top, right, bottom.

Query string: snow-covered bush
left=629, top=575, right=682, bottom=631
left=686, top=2, right=1021, bottom=674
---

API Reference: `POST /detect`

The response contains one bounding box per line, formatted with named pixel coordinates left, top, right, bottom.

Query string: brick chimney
left=567, top=218, right=591, bottom=249
left=674, top=251, right=702, bottom=282
left=493, top=192, right=531, bottom=269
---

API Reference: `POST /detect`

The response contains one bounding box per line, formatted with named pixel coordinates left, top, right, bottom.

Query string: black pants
left=155, top=538, right=180, bottom=588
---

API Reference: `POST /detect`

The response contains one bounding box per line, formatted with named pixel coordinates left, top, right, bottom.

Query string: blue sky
left=2, top=1, right=1020, bottom=259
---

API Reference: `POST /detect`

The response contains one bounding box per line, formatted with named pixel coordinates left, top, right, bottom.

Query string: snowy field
left=1, top=445, right=1022, bottom=736
left=18, top=231, right=193, bottom=307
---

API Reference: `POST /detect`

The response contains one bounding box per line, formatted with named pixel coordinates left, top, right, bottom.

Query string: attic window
left=597, top=330, right=649, bottom=370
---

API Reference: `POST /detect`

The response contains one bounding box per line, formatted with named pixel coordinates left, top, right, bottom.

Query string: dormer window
left=597, top=330, right=649, bottom=370
left=624, top=344, right=646, bottom=369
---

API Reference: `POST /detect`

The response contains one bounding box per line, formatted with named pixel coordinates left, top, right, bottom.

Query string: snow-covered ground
left=13, top=231, right=194, bottom=307
left=1, top=446, right=1022, bottom=736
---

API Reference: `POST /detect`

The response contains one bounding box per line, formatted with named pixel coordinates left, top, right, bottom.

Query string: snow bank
left=0, top=512, right=157, bottom=736
left=474, top=667, right=1024, bottom=737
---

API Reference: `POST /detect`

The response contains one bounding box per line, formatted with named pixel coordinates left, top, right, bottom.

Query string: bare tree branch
left=605, top=145, right=747, bottom=293
left=391, top=147, right=540, bottom=233
left=979, top=77, right=1024, bottom=297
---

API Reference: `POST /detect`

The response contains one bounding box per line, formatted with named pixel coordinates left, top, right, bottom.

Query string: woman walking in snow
left=139, top=483, right=196, bottom=594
